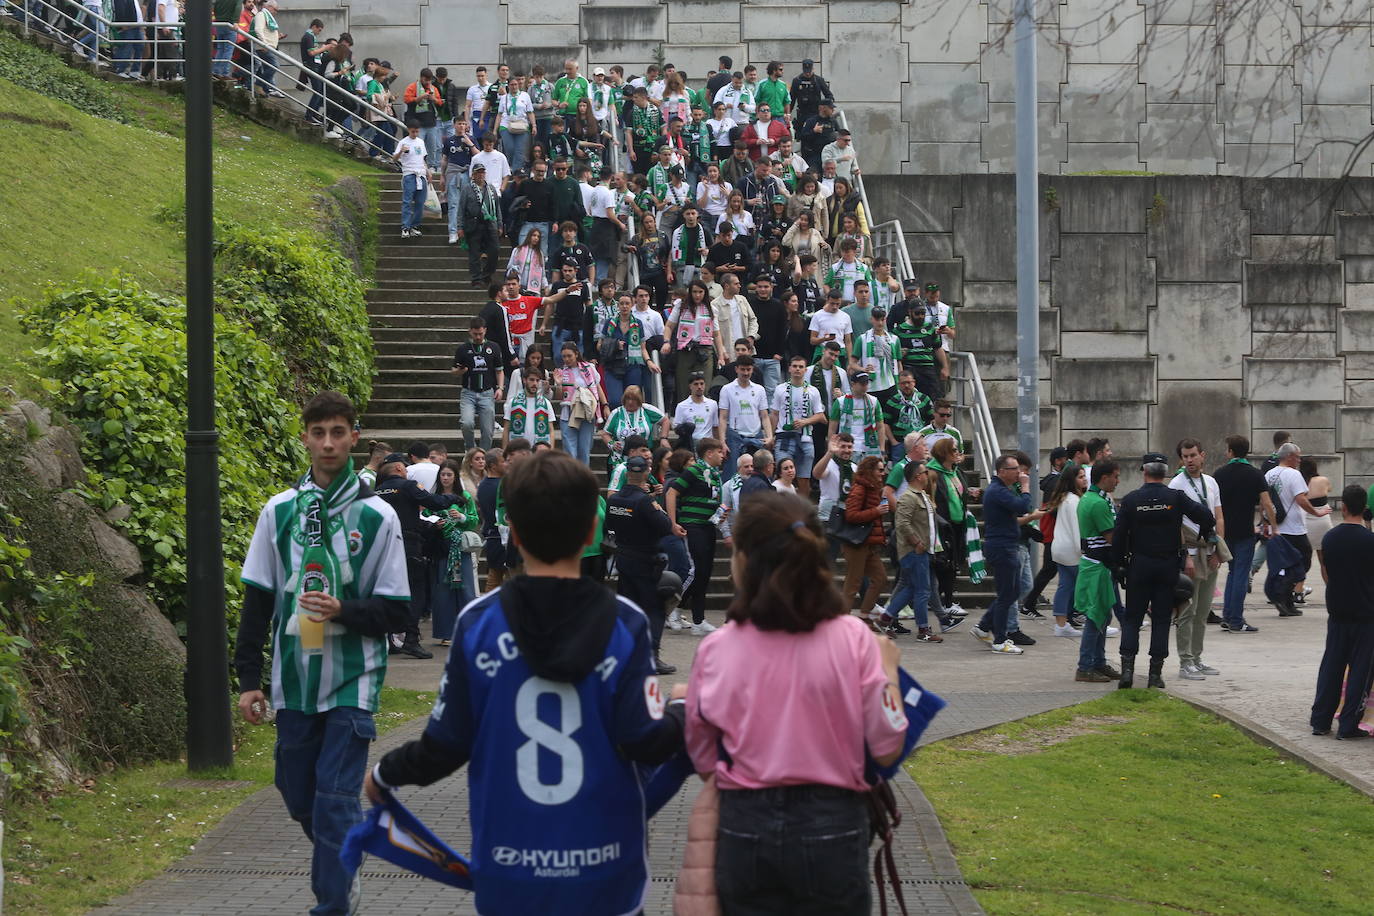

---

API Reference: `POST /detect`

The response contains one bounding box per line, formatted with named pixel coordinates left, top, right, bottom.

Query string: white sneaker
left=871, top=603, right=887, bottom=618
left=947, top=603, right=968, bottom=617
left=667, top=610, right=684, bottom=631
left=448, top=232, right=459, bottom=244
left=410, top=226, right=423, bottom=236
left=970, top=625, right=991, bottom=644
left=990, top=640, right=1024, bottom=655
left=1178, top=664, right=1205, bottom=680
left=1105, top=626, right=1120, bottom=637
left=1053, top=623, right=1082, bottom=638
left=400, top=228, right=410, bottom=238
left=324, top=129, right=342, bottom=139
left=692, top=621, right=717, bottom=636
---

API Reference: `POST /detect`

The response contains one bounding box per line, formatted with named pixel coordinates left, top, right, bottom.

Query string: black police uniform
left=372, top=472, right=461, bottom=650
left=606, top=480, right=673, bottom=657
left=1112, top=479, right=1215, bottom=677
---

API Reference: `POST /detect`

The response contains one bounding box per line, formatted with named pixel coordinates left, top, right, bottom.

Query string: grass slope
left=911, top=691, right=1374, bottom=915
left=0, top=44, right=375, bottom=390
left=2, top=687, right=434, bottom=915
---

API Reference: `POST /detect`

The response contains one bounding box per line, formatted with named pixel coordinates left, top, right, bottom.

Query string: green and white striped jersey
left=241, top=488, right=410, bottom=715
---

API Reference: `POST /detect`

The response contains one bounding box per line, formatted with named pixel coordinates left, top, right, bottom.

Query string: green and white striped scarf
left=287, top=469, right=361, bottom=657
left=963, top=509, right=986, bottom=584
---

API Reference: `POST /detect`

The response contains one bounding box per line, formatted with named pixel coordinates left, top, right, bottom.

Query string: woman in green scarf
left=426, top=460, right=481, bottom=646
left=929, top=438, right=973, bottom=613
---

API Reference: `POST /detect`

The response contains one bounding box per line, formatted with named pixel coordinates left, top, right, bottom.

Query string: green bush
left=0, top=31, right=127, bottom=123
left=215, top=221, right=374, bottom=408
left=23, top=280, right=307, bottom=626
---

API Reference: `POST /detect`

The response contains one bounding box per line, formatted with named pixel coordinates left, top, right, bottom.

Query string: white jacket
left=1050, top=492, right=1081, bottom=567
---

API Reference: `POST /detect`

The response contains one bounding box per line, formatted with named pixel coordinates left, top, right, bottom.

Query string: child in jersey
left=367, top=451, right=686, bottom=916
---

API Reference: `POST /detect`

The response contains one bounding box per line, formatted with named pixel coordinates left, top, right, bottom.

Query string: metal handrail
left=10, top=0, right=407, bottom=139
left=833, top=109, right=1000, bottom=473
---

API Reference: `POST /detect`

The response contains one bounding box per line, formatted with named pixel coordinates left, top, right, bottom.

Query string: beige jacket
left=894, top=486, right=937, bottom=560
left=710, top=295, right=758, bottom=347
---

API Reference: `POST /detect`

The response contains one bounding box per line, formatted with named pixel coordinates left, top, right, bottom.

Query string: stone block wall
left=279, top=0, right=1374, bottom=176
left=866, top=174, right=1374, bottom=486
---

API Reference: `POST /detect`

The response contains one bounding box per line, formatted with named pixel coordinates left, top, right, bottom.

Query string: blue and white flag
left=868, top=668, right=947, bottom=783
left=340, top=790, right=474, bottom=890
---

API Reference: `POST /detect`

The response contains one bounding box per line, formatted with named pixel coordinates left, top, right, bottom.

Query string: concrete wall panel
left=1053, top=235, right=1155, bottom=331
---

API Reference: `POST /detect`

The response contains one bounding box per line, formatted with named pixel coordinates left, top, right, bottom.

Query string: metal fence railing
left=6, top=0, right=408, bottom=157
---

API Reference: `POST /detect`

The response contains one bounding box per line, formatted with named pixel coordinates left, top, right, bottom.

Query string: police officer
left=1111, top=452, right=1216, bottom=688
left=373, top=453, right=462, bottom=659
left=606, top=454, right=678, bottom=675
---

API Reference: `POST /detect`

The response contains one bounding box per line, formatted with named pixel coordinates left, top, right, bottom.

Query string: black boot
left=654, top=655, right=677, bottom=675
left=1148, top=658, right=1166, bottom=689
left=1117, top=655, right=1134, bottom=690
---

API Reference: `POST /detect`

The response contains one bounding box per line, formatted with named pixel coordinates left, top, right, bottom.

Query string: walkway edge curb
left=891, top=771, right=987, bottom=915
left=1173, top=694, right=1374, bottom=801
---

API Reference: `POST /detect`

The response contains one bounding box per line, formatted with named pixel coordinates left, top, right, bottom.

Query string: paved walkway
left=95, top=572, right=1364, bottom=914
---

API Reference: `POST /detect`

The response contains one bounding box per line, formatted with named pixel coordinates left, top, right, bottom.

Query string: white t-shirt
left=809, top=310, right=853, bottom=350
left=698, top=180, right=733, bottom=217
left=772, top=480, right=796, bottom=495
left=406, top=461, right=439, bottom=491
left=771, top=383, right=822, bottom=431
left=716, top=296, right=750, bottom=347
left=1169, top=471, right=1222, bottom=551
left=706, top=117, right=738, bottom=149
left=718, top=380, right=768, bottom=436
left=673, top=396, right=719, bottom=443
left=157, top=0, right=179, bottom=25
left=470, top=149, right=511, bottom=187
left=1265, top=465, right=1309, bottom=537
left=466, top=82, right=487, bottom=117
left=716, top=210, right=755, bottom=237
left=498, top=91, right=533, bottom=130
left=395, top=136, right=428, bottom=176
left=631, top=306, right=665, bottom=339
left=817, top=458, right=856, bottom=517
left=578, top=181, right=597, bottom=214
left=587, top=183, right=616, bottom=222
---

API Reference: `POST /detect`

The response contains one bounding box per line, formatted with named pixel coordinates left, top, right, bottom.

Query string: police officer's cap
left=625, top=455, right=650, bottom=473
left=1141, top=452, right=1170, bottom=467
left=382, top=452, right=408, bottom=466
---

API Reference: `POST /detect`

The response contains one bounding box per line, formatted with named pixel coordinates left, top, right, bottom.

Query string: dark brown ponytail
left=727, top=491, right=845, bottom=632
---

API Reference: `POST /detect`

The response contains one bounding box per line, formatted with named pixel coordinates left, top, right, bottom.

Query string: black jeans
left=616, top=550, right=665, bottom=653
left=683, top=523, right=717, bottom=625
left=1121, top=555, right=1179, bottom=661
left=466, top=221, right=500, bottom=281
left=1311, top=618, right=1374, bottom=737
left=717, top=784, right=870, bottom=916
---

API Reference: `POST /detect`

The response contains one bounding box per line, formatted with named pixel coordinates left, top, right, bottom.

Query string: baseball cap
left=1141, top=452, right=1170, bottom=467
left=593, top=67, right=605, bottom=76
left=903, top=279, right=922, bottom=291
left=802, top=58, right=815, bottom=71
left=925, top=282, right=941, bottom=292
left=1050, top=446, right=1069, bottom=462
left=850, top=370, right=871, bottom=384
left=382, top=452, right=407, bottom=466
left=471, top=162, right=487, bottom=171
left=625, top=455, right=650, bottom=473
left=771, top=194, right=786, bottom=205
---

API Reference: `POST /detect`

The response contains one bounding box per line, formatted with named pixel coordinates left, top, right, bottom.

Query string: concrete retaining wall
left=864, top=173, right=1374, bottom=485
left=280, top=0, right=1374, bottom=177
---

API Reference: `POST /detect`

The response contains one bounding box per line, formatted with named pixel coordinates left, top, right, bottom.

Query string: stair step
left=370, top=326, right=468, bottom=342
left=374, top=340, right=464, bottom=356
left=372, top=383, right=463, bottom=399
left=367, top=289, right=487, bottom=304
left=370, top=314, right=478, bottom=329
left=375, top=354, right=455, bottom=369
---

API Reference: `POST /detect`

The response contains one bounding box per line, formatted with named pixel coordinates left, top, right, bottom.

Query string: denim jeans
left=274, top=706, right=375, bottom=916
left=602, top=364, right=647, bottom=409
left=445, top=170, right=470, bottom=235
left=421, top=125, right=443, bottom=169
left=114, top=26, right=141, bottom=74
left=773, top=431, right=815, bottom=478
left=401, top=173, right=427, bottom=230
left=79, top=8, right=104, bottom=61
left=717, top=785, right=870, bottom=916
left=1054, top=562, right=1078, bottom=620
left=887, top=551, right=932, bottom=627
left=754, top=357, right=781, bottom=400
left=211, top=24, right=235, bottom=77
left=253, top=46, right=277, bottom=91
left=438, top=118, right=454, bottom=146
left=460, top=388, right=495, bottom=452
left=1223, top=536, right=1256, bottom=627
left=724, top=428, right=765, bottom=480
left=501, top=129, right=529, bottom=172
left=431, top=552, right=474, bottom=640
left=1077, top=615, right=1108, bottom=672
left=560, top=416, right=596, bottom=464
left=980, top=544, right=1021, bottom=643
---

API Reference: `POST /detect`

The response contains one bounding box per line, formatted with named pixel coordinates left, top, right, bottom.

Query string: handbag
left=459, top=529, right=483, bottom=553
left=827, top=503, right=873, bottom=546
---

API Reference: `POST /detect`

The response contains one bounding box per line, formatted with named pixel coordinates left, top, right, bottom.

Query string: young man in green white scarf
left=235, top=391, right=411, bottom=916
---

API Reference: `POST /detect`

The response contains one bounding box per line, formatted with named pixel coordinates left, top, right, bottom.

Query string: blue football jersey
left=424, top=590, right=669, bottom=916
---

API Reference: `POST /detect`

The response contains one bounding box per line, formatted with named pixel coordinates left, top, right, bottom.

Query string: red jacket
left=845, top=476, right=887, bottom=546
left=741, top=118, right=790, bottom=161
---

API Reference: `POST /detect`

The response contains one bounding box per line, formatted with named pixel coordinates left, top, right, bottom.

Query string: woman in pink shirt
left=685, top=491, right=905, bottom=914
